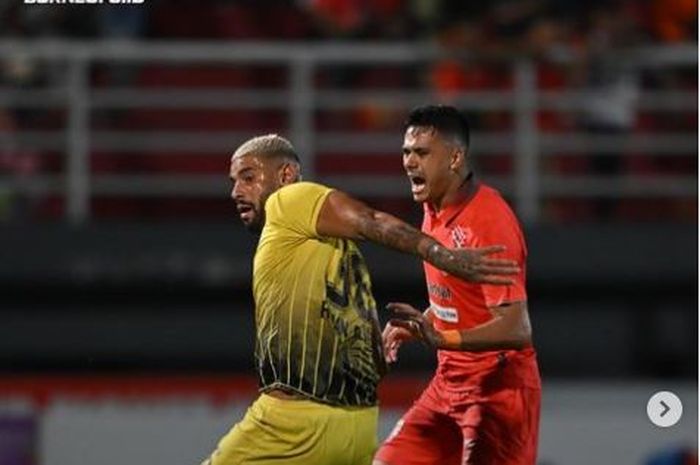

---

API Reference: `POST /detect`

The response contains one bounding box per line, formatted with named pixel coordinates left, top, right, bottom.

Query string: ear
left=449, top=147, right=466, bottom=172
left=278, top=162, right=299, bottom=185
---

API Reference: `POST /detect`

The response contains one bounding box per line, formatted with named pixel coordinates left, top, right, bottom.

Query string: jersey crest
left=450, top=225, right=473, bottom=248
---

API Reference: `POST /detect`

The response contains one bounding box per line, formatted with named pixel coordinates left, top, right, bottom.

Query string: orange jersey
left=422, top=182, right=540, bottom=389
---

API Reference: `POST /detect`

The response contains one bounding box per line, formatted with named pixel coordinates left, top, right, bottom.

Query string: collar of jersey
left=426, top=174, right=480, bottom=227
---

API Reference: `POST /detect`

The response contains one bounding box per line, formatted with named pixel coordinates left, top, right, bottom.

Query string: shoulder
left=459, top=184, right=524, bottom=239
left=272, top=181, right=332, bottom=200
left=474, top=184, right=519, bottom=222
left=267, top=182, right=333, bottom=210
left=264, top=181, right=335, bottom=237
left=475, top=184, right=509, bottom=209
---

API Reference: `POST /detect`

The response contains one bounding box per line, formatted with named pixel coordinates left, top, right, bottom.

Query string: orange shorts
left=375, top=375, right=540, bottom=465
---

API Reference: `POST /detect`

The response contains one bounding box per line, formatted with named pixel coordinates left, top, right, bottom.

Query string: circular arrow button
left=647, top=391, right=683, bottom=428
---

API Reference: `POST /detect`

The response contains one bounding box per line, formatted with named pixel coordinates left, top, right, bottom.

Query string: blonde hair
left=232, top=134, right=299, bottom=161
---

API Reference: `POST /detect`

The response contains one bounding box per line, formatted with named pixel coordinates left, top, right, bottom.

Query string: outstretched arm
left=316, top=190, right=518, bottom=284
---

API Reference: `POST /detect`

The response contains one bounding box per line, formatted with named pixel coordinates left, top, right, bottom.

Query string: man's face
left=402, top=125, right=458, bottom=204
left=229, top=153, right=282, bottom=233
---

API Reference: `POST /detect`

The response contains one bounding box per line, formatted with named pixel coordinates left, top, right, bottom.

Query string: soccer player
left=200, top=134, right=520, bottom=465
left=374, top=106, right=541, bottom=465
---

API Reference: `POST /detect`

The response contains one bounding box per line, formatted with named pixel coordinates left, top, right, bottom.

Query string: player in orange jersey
left=374, top=106, right=541, bottom=465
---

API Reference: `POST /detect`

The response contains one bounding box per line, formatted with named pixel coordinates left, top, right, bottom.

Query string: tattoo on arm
left=425, top=242, right=458, bottom=270
left=355, top=210, right=437, bottom=259
left=351, top=207, right=466, bottom=280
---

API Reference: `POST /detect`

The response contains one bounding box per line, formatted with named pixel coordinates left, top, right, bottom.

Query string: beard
left=242, top=183, right=279, bottom=234
left=243, top=209, right=265, bottom=234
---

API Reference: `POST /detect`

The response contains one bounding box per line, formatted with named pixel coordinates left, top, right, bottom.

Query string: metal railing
left=0, top=41, right=696, bottom=223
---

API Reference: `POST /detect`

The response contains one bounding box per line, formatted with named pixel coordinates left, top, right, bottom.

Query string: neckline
left=426, top=173, right=480, bottom=226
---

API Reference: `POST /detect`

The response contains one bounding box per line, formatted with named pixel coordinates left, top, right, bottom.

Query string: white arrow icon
left=647, top=391, right=682, bottom=428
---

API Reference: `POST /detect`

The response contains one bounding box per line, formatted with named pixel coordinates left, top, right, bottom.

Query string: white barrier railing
left=0, top=41, right=696, bottom=223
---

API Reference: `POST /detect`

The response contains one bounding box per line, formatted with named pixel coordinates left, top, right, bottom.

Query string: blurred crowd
left=0, top=0, right=696, bottom=44
left=0, top=0, right=696, bottom=222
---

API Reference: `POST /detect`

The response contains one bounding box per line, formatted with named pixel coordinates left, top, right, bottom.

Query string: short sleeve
left=264, top=182, right=333, bottom=238
left=472, top=210, right=528, bottom=308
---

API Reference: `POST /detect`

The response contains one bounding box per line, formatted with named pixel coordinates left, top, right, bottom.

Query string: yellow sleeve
left=264, top=182, right=333, bottom=238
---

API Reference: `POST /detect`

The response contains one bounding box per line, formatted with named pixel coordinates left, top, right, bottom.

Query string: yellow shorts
left=201, top=394, right=378, bottom=465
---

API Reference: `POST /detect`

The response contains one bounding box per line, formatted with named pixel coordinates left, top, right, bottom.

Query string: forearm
left=316, top=191, right=480, bottom=276
left=437, top=305, right=531, bottom=352
left=355, top=209, right=439, bottom=260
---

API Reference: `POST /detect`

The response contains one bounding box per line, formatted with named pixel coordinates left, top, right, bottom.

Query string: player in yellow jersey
left=200, top=134, right=519, bottom=465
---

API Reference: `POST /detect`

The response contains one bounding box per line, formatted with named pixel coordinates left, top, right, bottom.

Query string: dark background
left=0, top=0, right=696, bottom=383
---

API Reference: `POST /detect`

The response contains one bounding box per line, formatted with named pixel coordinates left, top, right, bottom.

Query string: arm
left=316, top=190, right=518, bottom=284
left=387, top=301, right=532, bottom=352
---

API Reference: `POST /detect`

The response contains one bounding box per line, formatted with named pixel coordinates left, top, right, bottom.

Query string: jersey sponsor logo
left=430, top=300, right=459, bottom=323
left=427, top=281, right=452, bottom=300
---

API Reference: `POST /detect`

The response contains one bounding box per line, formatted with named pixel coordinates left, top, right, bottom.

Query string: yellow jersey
left=252, top=182, right=385, bottom=407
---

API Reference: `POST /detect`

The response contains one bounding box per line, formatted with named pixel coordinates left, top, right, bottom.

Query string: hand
left=382, top=322, right=414, bottom=363
left=427, top=244, right=519, bottom=284
left=386, top=302, right=443, bottom=349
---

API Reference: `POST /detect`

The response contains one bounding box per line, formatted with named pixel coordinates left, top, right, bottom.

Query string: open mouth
left=409, top=175, right=427, bottom=195
left=236, top=203, right=255, bottom=221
